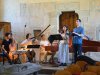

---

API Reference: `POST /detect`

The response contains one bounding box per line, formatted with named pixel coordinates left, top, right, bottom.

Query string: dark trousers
left=2, top=51, right=12, bottom=65
left=26, top=50, right=36, bottom=62
left=73, top=44, right=82, bottom=63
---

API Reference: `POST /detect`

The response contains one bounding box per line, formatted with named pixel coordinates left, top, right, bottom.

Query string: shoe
left=9, top=62, right=13, bottom=65
left=59, top=63, right=63, bottom=66
left=63, top=63, right=67, bottom=66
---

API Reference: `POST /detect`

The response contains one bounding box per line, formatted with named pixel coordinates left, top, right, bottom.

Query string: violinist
left=20, top=33, right=37, bottom=62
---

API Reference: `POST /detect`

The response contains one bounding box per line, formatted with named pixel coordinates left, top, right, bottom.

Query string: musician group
left=1, top=19, right=84, bottom=66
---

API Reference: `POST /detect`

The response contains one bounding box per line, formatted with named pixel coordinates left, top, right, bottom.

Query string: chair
left=76, top=61, right=88, bottom=71
left=98, top=67, right=100, bottom=75
left=64, top=64, right=82, bottom=75
left=0, top=50, right=12, bottom=65
left=86, top=66, right=100, bottom=75
left=45, top=44, right=58, bottom=63
left=55, top=70, right=72, bottom=75
left=0, top=53, right=5, bottom=65
left=80, top=72, right=97, bottom=75
left=0, top=45, right=5, bottom=65
left=95, top=62, right=100, bottom=66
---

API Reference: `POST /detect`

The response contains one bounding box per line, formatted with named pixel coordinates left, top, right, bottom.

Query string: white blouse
left=40, top=40, right=49, bottom=46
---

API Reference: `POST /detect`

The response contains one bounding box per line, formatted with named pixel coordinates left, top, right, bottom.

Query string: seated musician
left=20, top=33, right=37, bottom=63
left=9, top=33, right=18, bottom=63
left=1, top=33, right=12, bottom=65
left=40, top=34, right=51, bottom=62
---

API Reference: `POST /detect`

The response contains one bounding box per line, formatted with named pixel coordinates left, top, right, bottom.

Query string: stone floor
left=0, top=62, right=68, bottom=75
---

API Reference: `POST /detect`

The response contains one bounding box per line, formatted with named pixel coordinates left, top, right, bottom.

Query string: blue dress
left=58, top=32, right=69, bottom=64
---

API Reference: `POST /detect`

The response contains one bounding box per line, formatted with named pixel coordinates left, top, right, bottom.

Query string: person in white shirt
left=20, top=33, right=36, bottom=62
left=40, top=34, right=50, bottom=62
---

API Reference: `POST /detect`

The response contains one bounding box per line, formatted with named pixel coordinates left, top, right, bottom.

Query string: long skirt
left=58, top=43, right=69, bottom=63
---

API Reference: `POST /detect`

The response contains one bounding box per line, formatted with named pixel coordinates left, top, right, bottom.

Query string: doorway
left=33, top=30, right=41, bottom=40
left=59, top=11, right=79, bottom=32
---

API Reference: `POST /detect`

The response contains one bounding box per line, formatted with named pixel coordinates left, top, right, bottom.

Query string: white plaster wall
left=0, top=0, right=4, bottom=21
left=0, top=0, right=100, bottom=43
left=96, top=25, right=100, bottom=41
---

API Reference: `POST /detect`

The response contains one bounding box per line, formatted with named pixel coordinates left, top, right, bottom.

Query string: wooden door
left=33, top=30, right=41, bottom=40
left=0, top=22, right=11, bottom=44
left=59, top=11, right=79, bottom=32
left=0, top=22, right=11, bottom=37
left=3, top=22, right=11, bottom=34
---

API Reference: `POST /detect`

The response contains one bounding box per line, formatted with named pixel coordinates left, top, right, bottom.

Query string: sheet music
left=72, top=32, right=81, bottom=37
left=13, top=49, right=27, bottom=55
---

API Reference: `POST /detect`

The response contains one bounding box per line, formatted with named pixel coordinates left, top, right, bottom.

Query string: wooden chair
left=0, top=40, right=4, bottom=64
left=0, top=41, right=5, bottom=64
left=80, top=72, right=97, bottom=75
left=45, top=44, right=58, bottom=63
left=95, top=62, right=100, bottom=66
left=44, top=46, right=53, bottom=62
left=76, top=61, right=88, bottom=71
left=55, top=70, right=72, bottom=75
left=98, top=67, right=100, bottom=75
left=0, top=48, right=12, bottom=65
left=0, top=53, right=5, bottom=65
left=64, top=64, right=82, bottom=75
left=86, top=66, right=100, bottom=75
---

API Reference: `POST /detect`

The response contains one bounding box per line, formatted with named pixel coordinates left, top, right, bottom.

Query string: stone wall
left=0, top=0, right=100, bottom=43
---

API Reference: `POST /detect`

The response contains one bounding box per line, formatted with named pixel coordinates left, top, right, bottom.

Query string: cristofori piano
left=69, top=39, right=100, bottom=53
left=82, top=39, right=100, bottom=53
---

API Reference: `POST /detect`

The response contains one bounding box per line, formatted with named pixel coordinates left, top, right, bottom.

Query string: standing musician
left=20, top=33, right=37, bottom=63
left=72, top=19, right=84, bottom=63
left=58, top=25, right=69, bottom=66
left=1, top=33, right=12, bottom=65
